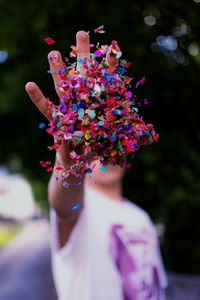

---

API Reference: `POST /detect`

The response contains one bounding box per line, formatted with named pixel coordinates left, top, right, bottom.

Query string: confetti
left=40, top=29, right=159, bottom=184
left=71, top=203, right=81, bottom=212
left=100, top=165, right=108, bottom=172
left=40, top=161, right=51, bottom=167
left=44, top=37, right=55, bottom=45
left=94, top=25, right=105, bottom=34
left=39, top=123, right=46, bottom=129
left=135, top=76, right=146, bottom=89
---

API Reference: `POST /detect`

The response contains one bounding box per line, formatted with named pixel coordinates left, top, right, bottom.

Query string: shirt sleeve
left=49, top=207, right=88, bottom=258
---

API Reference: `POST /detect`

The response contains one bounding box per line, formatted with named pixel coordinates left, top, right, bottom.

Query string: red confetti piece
left=46, top=167, right=54, bottom=172
left=55, top=166, right=64, bottom=171
left=40, top=161, right=51, bottom=167
left=44, top=37, right=55, bottom=45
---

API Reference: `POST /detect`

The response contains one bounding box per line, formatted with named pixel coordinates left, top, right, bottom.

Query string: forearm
left=48, top=155, right=85, bottom=221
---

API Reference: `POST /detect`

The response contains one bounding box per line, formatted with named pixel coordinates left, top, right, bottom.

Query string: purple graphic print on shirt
left=109, top=224, right=164, bottom=300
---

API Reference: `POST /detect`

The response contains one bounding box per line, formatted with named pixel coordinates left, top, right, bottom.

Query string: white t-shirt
left=50, top=186, right=168, bottom=300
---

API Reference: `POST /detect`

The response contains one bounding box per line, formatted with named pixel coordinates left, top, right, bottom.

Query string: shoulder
left=124, top=199, right=155, bottom=228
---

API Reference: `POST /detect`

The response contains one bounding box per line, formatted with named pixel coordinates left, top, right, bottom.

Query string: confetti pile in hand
left=43, top=32, right=159, bottom=177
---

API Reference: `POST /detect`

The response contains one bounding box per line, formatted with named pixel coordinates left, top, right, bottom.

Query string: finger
left=76, top=31, right=90, bottom=71
left=106, top=44, right=121, bottom=74
left=48, top=50, right=65, bottom=99
left=25, top=82, right=53, bottom=120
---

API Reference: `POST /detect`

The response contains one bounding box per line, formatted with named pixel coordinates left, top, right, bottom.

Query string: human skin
left=85, top=160, right=124, bottom=202
left=25, top=30, right=120, bottom=247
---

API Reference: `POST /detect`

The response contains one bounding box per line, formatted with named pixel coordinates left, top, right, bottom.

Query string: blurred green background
left=0, top=0, right=200, bottom=274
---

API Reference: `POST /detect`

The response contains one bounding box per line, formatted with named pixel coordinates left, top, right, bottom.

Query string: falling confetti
left=40, top=161, right=51, bottom=167
left=44, top=37, right=55, bottom=45
left=71, top=203, right=81, bottom=212
left=39, top=123, right=46, bottom=129
left=94, top=25, right=106, bottom=34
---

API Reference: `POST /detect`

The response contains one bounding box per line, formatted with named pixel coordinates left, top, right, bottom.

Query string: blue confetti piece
left=103, top=71, right=115, bottom=82
left=47, top=70, right=54, bottom=74
left=85, top=168, right=93, bottom=174
left=100, top=165, right=107, bottom=172
left=78, top=108, right=85, bottom=119
left=116, top=51, right=122, bottom=59
left=88, top=109, right=96, bottom=119
left=142, top=130, right=150, bottom=135
left=117, top=67, right=125, bottom=75
left=113, top=109, right=121, bottom=115
left=111, top=132, right=117, bottom=142
left=71, top=203, right=81, bottom=212
left=98, top=121, right=104, bottom=126
left=56, top=120, right=62, bottom=128
left=72, top=103, right=78, bottom=111
left=77, top=58, right=83, bottom=64
left=39, top=123, right=46, bottom=129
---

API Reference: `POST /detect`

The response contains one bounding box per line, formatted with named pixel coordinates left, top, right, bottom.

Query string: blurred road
left=166, top=272, right=200, bottom=300
left=0, top=219, right=57, bottom=300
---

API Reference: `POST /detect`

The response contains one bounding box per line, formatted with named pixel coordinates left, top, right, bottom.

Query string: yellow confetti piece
left=57, top=112, right=64, bottom=116
left=98, top=115, right=105, bottom=121
left=84, top=131, right=91, bottom=140
left=69, top=69, right=75, bottom=76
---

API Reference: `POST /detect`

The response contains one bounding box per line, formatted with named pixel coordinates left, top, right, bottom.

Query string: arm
left=25, top=30, right=119, bottom=246
left=47, top=154, right=85, bottom=247
left=25, top=31, right=90, bottom=245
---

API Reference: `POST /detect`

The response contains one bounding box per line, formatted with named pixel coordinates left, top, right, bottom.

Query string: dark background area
left=0, top=0, right=200, bottom=274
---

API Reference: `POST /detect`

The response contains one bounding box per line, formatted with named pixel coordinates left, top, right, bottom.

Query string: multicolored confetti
left=41, top=28, right=159, bottom=183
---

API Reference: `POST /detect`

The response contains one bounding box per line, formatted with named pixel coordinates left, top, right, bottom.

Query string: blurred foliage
left=0, top=0, right=200, bottom=273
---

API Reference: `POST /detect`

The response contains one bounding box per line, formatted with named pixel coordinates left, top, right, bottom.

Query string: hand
left=25, top=30, right=119, bottom=168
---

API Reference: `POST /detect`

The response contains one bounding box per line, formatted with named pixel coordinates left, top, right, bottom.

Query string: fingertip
left=25, top=82, right=37, bottom=92
left=48, top=50, right=61, bottom=61
left=76, top=30, right=89, bottom=41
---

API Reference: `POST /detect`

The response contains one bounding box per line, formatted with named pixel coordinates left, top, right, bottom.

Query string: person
left=25, top=30, right=168, bottom=300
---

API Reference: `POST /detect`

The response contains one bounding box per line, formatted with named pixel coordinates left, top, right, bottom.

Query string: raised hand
left=25, top=30, right=120, bottom=236
left=25, top=31, right=91, bottom=168
left=25, top=31, right=90, bottom=118
left=26, top=30, right=119, bottom=169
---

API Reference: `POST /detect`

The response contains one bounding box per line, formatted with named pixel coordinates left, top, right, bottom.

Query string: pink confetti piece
left=94, top=25, right=105, bottom=34
left=95, top=50, right=103, bottom=57
left=135, top=76, right=146, bottom=89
